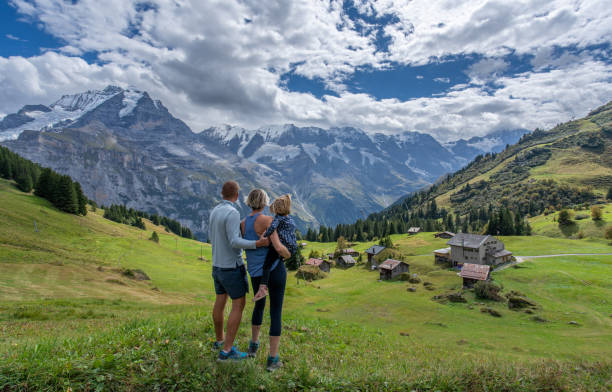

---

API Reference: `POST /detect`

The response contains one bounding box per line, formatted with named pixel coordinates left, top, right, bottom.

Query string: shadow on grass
left=559, top=223, right=579, bottom=237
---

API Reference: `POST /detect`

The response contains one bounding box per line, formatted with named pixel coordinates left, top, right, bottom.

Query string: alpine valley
left=0, top=86, right=527, bottom=239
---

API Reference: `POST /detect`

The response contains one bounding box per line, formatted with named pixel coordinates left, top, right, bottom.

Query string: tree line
left=1, top=146, right=87, bottom=215
left=1, top=145, right=195, bottom=239
left=102, top=204, right=194, bottom=239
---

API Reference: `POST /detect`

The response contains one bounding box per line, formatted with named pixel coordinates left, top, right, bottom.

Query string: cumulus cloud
left=1, top=0, right=611, bottom=141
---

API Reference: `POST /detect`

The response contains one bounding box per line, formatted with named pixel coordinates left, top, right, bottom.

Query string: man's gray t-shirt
left=209, top=200, right=256, bottom=268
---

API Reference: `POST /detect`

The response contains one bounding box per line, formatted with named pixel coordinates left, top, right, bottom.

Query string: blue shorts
left=212, top=265, right=249, bottom=299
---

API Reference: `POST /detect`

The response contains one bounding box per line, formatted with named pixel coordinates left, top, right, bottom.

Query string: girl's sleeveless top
left=244, top=213, right=278, bottom=277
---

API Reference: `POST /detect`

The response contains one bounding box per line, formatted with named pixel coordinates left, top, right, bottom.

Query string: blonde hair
left=246, top=189, right=270, bottom=210
left=270, top=194, right=291, bottom=216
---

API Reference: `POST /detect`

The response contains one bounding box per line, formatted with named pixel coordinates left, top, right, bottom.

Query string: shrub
left=150, top=231, right=159, bottom=243
left=605, top=226, right=612, bottom=242
left=295, top=265, right=327, bottom=281
left=558, top=209, right=573, bottom=226
left=591, top=206, right=603, bottom=221
left=474, top=280, right=504, bottom=301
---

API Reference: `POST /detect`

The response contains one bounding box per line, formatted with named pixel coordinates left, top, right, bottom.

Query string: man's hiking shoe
left=266, top=355, right=283, bottom=372
left=212, top=341, right=224, bottom=351
left=218, top=346, right=248, bottom=361
left=247, top=340, right=260, bottom=358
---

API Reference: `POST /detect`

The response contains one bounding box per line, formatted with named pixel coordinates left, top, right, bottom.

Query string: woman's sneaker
left=247, top=340, right=260, bottom=358
left=266, top=355, right=283, bottom=372
left=218, top=346, right=248, bottom=361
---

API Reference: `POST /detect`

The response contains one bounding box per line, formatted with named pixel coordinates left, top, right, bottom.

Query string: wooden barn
left=434, top=231, right=455, bottom=239
left=365, top=245, right=385, bottom=265
left=336, top=255, right=357, bottom=268
left=306, top=258, right=331, bottom=273
left=408, top=227, right=421, bottom=235
left=378, top=259, right=410, bottom=280
left=433, top=247, right=451, bottom=264
left=340, top=248, right=360, bottom=257
left=459, top=263, right=490, bottom=288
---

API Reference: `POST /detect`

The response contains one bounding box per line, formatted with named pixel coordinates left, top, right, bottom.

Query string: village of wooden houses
left=302, top=227, right=514, bottom=289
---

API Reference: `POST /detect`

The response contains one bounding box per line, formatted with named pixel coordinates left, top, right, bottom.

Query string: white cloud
left=6, top=34, right=26, bottom=41
left=1, top=0, right=611, bottom=142
left=433, top=77, right=450, bottom=83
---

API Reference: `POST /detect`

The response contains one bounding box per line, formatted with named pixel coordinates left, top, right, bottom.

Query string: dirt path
left=494, top=253, right=612, bottom=271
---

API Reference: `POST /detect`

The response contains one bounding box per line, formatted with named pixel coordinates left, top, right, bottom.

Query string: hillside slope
left=1, top=179, right=611, bottom=390
left=369, top=101, right=612, bottom=232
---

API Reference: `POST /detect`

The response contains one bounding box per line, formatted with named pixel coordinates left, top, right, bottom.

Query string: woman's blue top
left=244, top=212, right=278, bottom=277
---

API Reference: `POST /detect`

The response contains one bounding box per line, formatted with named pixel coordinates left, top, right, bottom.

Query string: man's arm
left=226, top=210, right=268, bottom=249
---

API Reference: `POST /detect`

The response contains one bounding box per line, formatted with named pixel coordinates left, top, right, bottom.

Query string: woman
left=241, top=189, right=290, bottom=372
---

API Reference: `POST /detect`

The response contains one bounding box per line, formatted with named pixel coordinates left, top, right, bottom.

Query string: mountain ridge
left=1, top=85, right=531, bottom=238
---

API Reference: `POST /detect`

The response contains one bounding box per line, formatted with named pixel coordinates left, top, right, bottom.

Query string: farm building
left=446, top=233, right=512, bottom=266
left=336, top=255, right=357, bottom=268
left=408, top=227, right=421, bottom=235
left=340, top=248, right=360, bottom=257
left=434, top=231, right=455, bottom=239
left=459, top=263, right=490, bottom=288
left=306, top=258, right=331, bottom=273
left=378, top=259, right=410, bottom=280
left=365, top=245, right=385, bottom=265
left=433, top=247, right=451, bottom=264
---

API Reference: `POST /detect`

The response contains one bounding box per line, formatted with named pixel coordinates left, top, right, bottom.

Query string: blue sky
left=0, top=0, right=611, bottom=141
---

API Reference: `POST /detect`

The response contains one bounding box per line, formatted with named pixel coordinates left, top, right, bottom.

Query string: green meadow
left=1, top=179, right=611, bottom=391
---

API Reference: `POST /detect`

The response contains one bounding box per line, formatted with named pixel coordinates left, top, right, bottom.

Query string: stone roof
left=306, top=258, right=326, bottom=266
left=447, top=233, right=491, bottom=248
left=459, top=263, right=490, bottom=280
left=494, top=249, right=513, bottom=258
left=378, top=259, right=407, bottom=270
left=408, top=227, right=421, bottom=233
left=433, top=247, right=451, bottom=254
left=338, top=255, right=356, bottom=264
left=365, top=245, right=386, bottom=255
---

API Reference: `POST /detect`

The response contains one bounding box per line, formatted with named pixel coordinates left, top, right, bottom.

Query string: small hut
left=459, top=263, right=490, bottom=288
left=336, top=255, right=357, bottom=268
left=341, top=248, right=359, bottom=257
left=378, top=259, right=410, bottom=280
left=305, top=258, right=331, bottom=273
left=365, top=245, right=385, bottom=265
left=434, top=231, right=455, bottom=239
left=433, top=247, right=451, bottom=264
left=408, top=227, right=421, bottom=235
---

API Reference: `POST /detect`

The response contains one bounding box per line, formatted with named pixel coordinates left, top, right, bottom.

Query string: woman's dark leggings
left=251, top=262, right=286, bottom=337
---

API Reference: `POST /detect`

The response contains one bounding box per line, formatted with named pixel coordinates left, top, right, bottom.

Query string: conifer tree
left=57, top=175, right=78, bottom=214
left=150, top=231, right=160, bottom=243
left=73, top=182, right=88, bottom=216
left=16, top=171, right=33, bottom=192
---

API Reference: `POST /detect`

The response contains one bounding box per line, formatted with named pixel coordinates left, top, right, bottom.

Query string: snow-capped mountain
left=0, top=86, right=152, bottom=142
left=0, top=86, right=528, bottom=238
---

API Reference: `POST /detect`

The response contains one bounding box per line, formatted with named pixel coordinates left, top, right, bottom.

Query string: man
left=209, top=181, right=269, bottom=361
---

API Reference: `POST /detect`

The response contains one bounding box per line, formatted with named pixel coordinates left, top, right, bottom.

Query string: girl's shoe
left=266, top=355, right=283, bottom=372
left=247, top=340, right=260, bottom=357
left=212, top=341, right=224, bottom=351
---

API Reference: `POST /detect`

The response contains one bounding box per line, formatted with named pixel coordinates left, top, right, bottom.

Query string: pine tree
left=16, top=171, right=33, bottom=192
left=607, top=186, right=612, bottom=201
left=35, top=168, right=53, bottom=199
left=57, top=175, right=78, bottom=214
left=73, top=182, right=88, bottom=216
left=150, top=231, right=160, bottom=243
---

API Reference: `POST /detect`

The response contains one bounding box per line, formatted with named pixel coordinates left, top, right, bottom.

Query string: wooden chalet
left=459, top=263, right=490, bottom=288
left=433, top=247, right=451, bottom=264
left=378, top=259, right=410, bottom=281
left=434, top=231, right=455, bottom=239
left=336, top=255, right=357, bottom=268
left=365, top=245, right=385, bottom=265
left=305, top=258, right=331, bottom=273
left=446, top=233, right=512, bottom=267
left=408, top=227, right=421, bottom=235
left=340, top=248, right=359, bottom=257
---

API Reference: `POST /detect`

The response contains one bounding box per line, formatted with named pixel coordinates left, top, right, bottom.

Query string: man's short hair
left=221, top=181, right=239, bottom=199
left=270, top=194, right=291, bottom=216
left=246, top=189, right=269, bottom=210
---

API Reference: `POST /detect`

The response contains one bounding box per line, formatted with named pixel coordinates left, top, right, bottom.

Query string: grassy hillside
left=1, top=179, right=611, bottom=391
left=347, top=101, right=612, bottom=240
